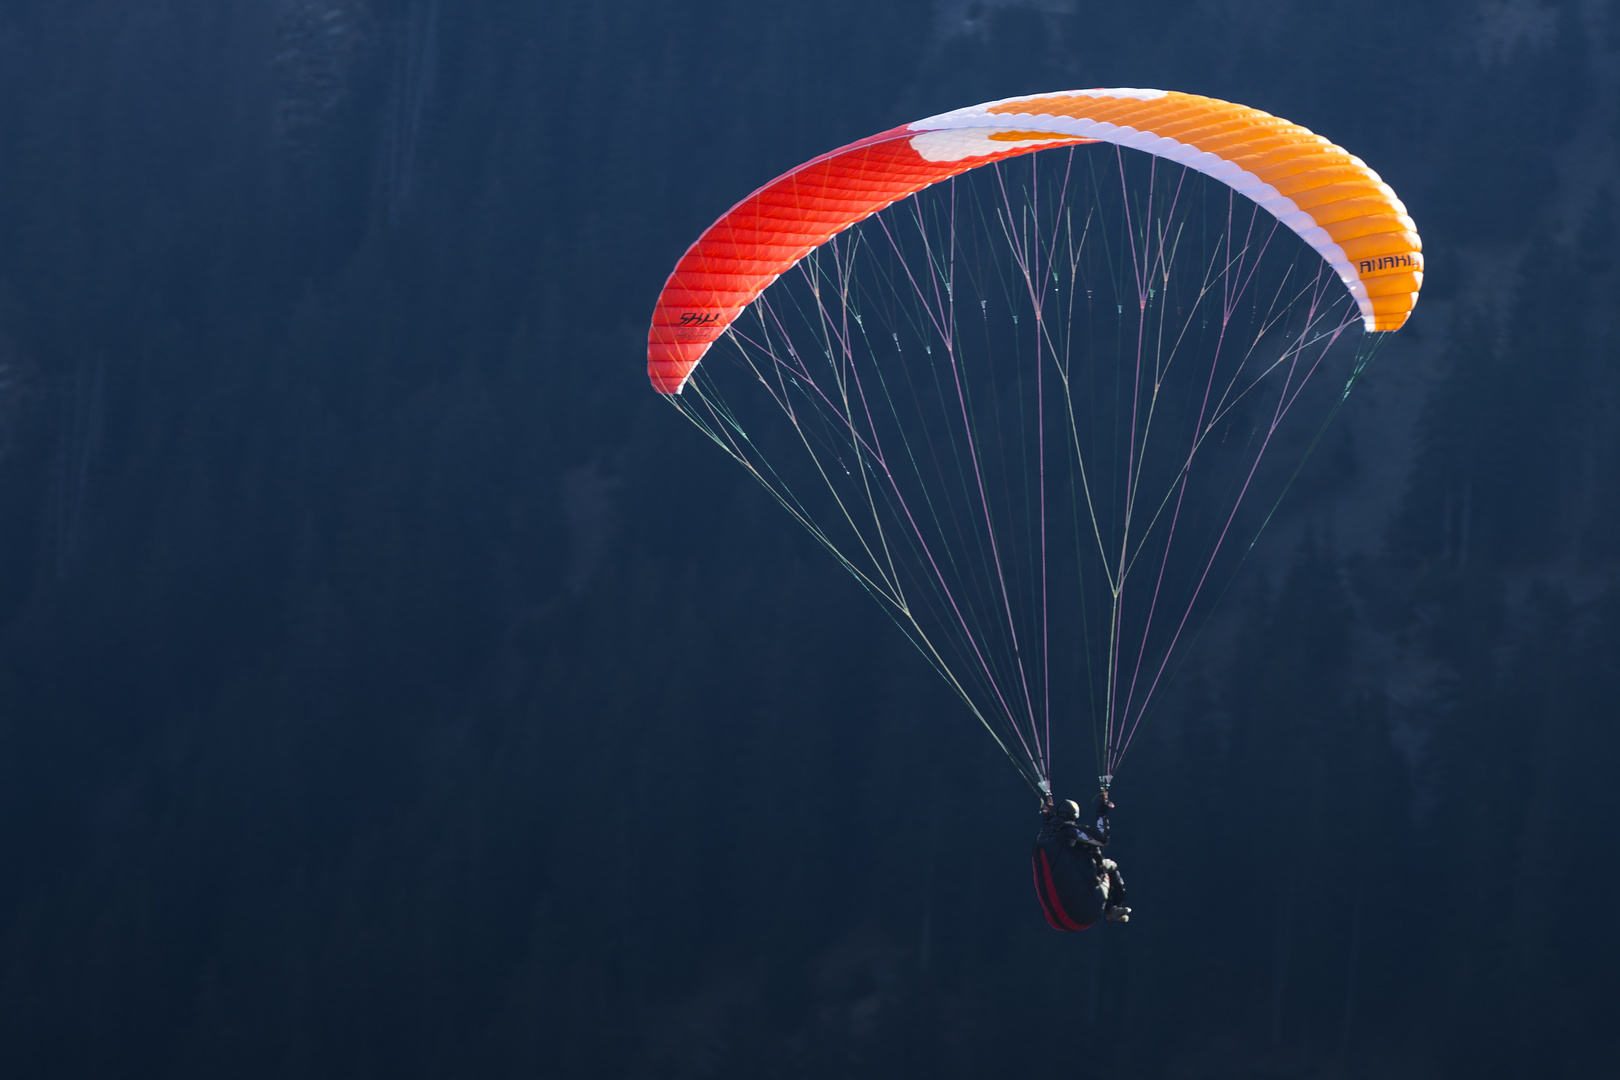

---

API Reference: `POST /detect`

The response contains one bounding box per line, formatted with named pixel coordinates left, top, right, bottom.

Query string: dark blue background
left=0, top=2, right=1614, bottom=1076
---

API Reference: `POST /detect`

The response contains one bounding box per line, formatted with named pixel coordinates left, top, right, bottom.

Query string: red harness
left=1032, top=846, right=1094, bottom=932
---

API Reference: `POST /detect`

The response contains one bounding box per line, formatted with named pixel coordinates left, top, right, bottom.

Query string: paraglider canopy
left=650, top=88, right=1422, bottom=395
left=649, top=89, right=1422, bottom=798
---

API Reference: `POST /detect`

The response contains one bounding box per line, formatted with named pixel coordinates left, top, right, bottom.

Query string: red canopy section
left=646, top=126, right=1094, bottom=393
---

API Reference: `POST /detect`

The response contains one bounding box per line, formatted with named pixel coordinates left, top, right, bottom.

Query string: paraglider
left=1035, top=789, right=1129, bottom=930
left=647, top=88, right=1422, bottom=929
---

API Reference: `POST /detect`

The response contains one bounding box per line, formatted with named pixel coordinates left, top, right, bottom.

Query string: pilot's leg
left=1102, top=859, right=1129, bottom=922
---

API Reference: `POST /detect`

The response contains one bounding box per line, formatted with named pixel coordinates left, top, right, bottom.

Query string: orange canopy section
left=647, top=88, right=1422, bottom=394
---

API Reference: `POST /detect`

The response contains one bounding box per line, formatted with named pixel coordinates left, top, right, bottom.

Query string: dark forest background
left=0, top=1, right=1616, bottom=1077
